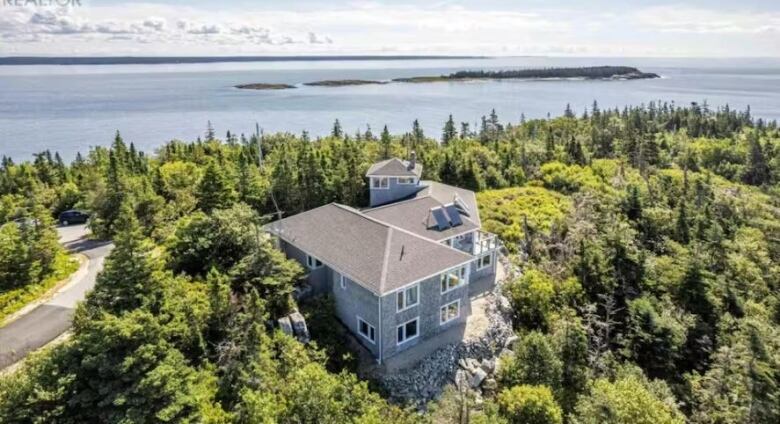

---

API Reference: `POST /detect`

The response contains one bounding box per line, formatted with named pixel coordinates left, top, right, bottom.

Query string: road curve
left=0, top=224, right=113, bottom=370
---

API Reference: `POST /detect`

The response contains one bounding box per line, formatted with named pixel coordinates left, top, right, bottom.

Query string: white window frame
left=440, top=266, right=467, bottom=294
left=306, top=254, right=323, bottom=270
left=396, top=284, right=419, bottom=312
left=357, top=316, right=376, bottom=344
left=396, top=316, right=419, bottom=345
left=477, top=253, right=493, bottom=271
left=371, top=177, right=389, bottom=189
left=338, top=273, right=346, bottom=290
left=396, top=177, right=415, bottom=185
left=440, top=299, right=461, bottom=325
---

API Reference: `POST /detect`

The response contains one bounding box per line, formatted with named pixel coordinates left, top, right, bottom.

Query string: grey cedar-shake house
left=266, top=154, right=499, bottom=364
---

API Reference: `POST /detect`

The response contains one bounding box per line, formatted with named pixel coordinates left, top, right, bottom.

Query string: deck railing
left=473, top=231, right=498, bottom=256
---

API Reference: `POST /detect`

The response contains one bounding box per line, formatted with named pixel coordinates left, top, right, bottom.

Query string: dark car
left=58, top=210, right=90, bottom=226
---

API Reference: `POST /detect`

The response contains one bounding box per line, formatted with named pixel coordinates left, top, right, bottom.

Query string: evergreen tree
left=197, top=161, right=236, bottom=213
left=331, top=119, right=343, bottom=138
left=380, top=125, right=392, bottom=159
left=442, top=114, right=457, bottom=145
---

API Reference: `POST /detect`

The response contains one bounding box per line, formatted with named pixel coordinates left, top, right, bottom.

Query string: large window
left=357, top=317, right=375, bottom=344
left=371, top=177, right=389, bottom=189
left=441, top=266, right=467, bottom=293
left=440, top=300, right=461, bottom=325
left=477, top=253, right=493, bottom=270
left=396, top=284, right=419, bottom=312
left=397, top=317, right=419, bottom=345
left=306, top=254, right=323, bottom=270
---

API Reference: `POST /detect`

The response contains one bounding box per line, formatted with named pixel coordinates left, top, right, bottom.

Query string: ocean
left=1, top=56, right=778, bottom=161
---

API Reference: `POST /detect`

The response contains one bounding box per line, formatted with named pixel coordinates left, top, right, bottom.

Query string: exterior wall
left=470, top=250, right=497, bottom=281
left=379, top=269, right=470, bottom=360
left=331, top=270, right=381, bottom=358
left=279, top=240, right=330, bottom=295
left=369, top=177, right=422, bottom=207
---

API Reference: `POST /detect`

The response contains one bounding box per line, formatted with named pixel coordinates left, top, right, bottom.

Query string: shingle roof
left=415, top=181, right=482, bottom=226
left=265, top=203, right=472, bottom=295
left=365, top=158, right=422, bottom=178
left=362, top=195, right=478, bottom=242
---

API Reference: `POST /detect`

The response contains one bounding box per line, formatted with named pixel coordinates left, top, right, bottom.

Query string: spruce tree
left=442, top=114, right=456, bottom=145
left=197, top=161, right=236, bottom=213
left=380, top=125, right=392, bottom=159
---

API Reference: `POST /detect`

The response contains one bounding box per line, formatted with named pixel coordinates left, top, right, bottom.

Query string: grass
left=0, top=252, right=80, bottom=325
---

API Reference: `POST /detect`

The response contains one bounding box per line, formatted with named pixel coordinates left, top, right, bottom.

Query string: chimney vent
left=409, top=151, right=417, bottom=170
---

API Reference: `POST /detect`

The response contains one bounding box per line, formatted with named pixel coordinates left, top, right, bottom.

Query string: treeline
left=447, top=66, right=659, bottom=80
left=0, top=101, right=778, bottom=423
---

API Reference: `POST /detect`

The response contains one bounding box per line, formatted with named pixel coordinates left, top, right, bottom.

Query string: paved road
left=0, top=224, right=112, bottom=370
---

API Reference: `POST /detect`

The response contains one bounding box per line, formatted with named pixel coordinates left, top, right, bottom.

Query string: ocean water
left=1, top=57, right=779, bottom=161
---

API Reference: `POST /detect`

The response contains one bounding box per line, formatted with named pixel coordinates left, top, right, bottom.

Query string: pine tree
left=331, top=119, right=343, bottom=139
left=380, top=125, right=392, bottom=159
left=197, top=161, right=236, bottom=213
left=442, top=114, right=456, bottom=145
left=743, top=131, right=770, bottom=186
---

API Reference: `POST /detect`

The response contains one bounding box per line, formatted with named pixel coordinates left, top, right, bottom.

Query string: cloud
left=634, top=6, right=780, bottom=34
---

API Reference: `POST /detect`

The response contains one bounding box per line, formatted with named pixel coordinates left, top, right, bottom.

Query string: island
left=303, top=79, right=386, bottom=87
left=235, top=83, right=296, bottom=90
left=393, top=66, right=660, bottom=83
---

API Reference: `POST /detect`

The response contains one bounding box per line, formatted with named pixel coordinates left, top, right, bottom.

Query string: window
left=306, top=254, right=323, bottom=270
left=477, top=253, right=493, bottom=270
left=338, top=273, right=346, bottom=290
left=397, top=177, right=415, bottom=185
left=396, top=285, right=419, bottom=312
left=440, top=300, right=461, bottom=325
left=371, top=177, right=389, bottom=189
left=397, top=317, right=419, bottom=345
left=357, top=317, right=376, bottom=344
left=441, top=266, right=467, bottom=293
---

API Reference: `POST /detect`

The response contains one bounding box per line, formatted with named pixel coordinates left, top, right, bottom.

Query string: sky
left=0, top=0, right=778, bottom=57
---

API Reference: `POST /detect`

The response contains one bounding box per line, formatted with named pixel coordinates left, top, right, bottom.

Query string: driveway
left=0, top=224, right=112, bottom=370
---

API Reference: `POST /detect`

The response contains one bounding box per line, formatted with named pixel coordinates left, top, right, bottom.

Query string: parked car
left=58, top=210, right=90, bottom=226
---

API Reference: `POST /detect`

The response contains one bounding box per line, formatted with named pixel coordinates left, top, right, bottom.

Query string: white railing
left=473, top=231, right=498, bottom=256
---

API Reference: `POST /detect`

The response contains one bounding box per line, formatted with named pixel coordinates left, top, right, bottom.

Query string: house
left=266, top=154, right=499, bottom=364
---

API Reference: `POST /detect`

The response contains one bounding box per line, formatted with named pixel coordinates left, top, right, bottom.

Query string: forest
left=0, top=101, right=779, bottom=423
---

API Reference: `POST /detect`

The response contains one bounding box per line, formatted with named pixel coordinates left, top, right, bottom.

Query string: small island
left=303, top=79, right=386, bottom=87
left=235, top=83, right=296, bottom=90
left=393, top=66, right=660, bottom=83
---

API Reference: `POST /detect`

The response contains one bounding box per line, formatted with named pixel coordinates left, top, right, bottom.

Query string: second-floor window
left=441, top=266, right=467, bottom=293
left=372, top=177, right=389, bottom=189
left=397, top=177, right=415, bottom=184
left=306, top=255, right=323, bottom=270
left=397, top=284, right=419, bottom=312
left=477, top=253, right=493, bottom=270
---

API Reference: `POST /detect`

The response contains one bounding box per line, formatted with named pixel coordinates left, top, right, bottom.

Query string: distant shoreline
left=236, top=66, right=660, bottom=90
left=0, top=55, right=484, bottom=66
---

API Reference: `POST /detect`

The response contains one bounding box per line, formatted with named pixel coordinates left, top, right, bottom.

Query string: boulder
left=466, top=358, right=481, bottom=372
left=455, top=369, right=470, bottom=390
left=482, top=378, right=498, bottom=395
left=288, top=311, right=310, bottom=343
left=469, top=368, right=488, bottom=388
left=277, top=316, right=294, bottom=336
left=480, top=358, right=495, bottom=374
left=503, top=335, right=519, bottom=349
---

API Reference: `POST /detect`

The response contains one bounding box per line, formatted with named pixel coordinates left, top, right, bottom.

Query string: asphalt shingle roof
left=265, top=203, right=472, bottom=295
left=365, top=158, right=423, bottom=178
left=362, top=195, right=478, bottom=242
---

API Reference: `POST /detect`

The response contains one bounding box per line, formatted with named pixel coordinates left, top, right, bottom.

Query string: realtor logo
left=2, top=0, right=82, bottom=7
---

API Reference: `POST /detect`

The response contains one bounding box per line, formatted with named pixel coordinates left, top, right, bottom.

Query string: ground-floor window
left=477, top=253, right=493, bottom=270
left=440, top=299, right=461, bottom=325
left=397, top=317, right=419, bottom=345
left=357, top=317, right=375, bottom=344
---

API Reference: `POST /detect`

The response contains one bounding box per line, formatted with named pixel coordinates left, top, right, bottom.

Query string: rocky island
left=303, top=79, right=386, bottom=87
left=393, top=66, right=660, bottom=83
left=235, top=83, right=296, bottom=90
